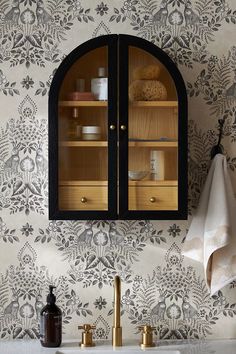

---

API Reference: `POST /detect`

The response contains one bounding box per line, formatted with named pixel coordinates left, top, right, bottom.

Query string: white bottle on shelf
left=150, top=150, right=165, bottom=180
left=91, top=67, right=108, bottom=101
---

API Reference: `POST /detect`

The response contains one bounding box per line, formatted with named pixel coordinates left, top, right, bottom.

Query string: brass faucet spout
left=114, top=275, right=121, bottom=327
left=112, top=275, right=122, bottom=347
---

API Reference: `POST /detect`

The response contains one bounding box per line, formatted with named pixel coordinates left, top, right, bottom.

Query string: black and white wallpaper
left=0, top=0, right=236, bottom=341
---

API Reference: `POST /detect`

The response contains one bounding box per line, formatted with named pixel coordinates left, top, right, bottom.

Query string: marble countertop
left=0, top=339, right=236, bottom=354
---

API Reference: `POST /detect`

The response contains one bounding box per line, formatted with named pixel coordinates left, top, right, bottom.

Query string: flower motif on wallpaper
left=122, top=243, right=236, bottom=339
left=110, top=0, right=236, bottom=67
left=0, top=70, right=19, bottom=96
left=95, top=2, right=109, bottom=16
left=34, top=220, right=166, bottom=288
left=0, top=0, right=93, bottom=67
left=0, top=96, right=48, bottom=215
left=21, top=75, right=34, bottom=89
left=0, top=242, right=92, bottom=339
left=188, top=47, right=236, bottom=142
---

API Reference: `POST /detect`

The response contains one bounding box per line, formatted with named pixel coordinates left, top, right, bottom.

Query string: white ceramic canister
left=82, top=126, right=101, bottom=140
left=150, top=150, right=165, bottom=180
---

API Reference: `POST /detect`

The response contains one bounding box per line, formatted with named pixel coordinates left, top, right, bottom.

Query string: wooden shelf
left=59, top=101, right=177, bottom=108
left=60, top=141, right=108, bottom=147
left=60, top=180, right=108, bottom=186
left=59, top=180, right=177, bottom=187
left=59, top=101, right=107, bottom=107
left=129, top=141, right=178, bottom=148
left=129, top=180, right=177, bottom=186
left=60, top=141, right=177, bottom=148
left=131, top=101, right=178, bottom=108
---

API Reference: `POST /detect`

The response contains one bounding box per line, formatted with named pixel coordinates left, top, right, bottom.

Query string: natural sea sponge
left=129, top=80, right=167, bottom=101
left=142, top=80, right=167, bottom=101
left=133, top=65, right=161, bottom=80
left=129, top=80, right=144, bottom=101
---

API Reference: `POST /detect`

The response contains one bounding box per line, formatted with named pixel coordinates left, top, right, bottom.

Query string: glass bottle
left=67, top=107, right=81, bottom=139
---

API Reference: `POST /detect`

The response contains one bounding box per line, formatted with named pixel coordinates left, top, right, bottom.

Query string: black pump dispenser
left=47, top=285, right=56, bottom=304
left=40, top=285, right=62, bottom=347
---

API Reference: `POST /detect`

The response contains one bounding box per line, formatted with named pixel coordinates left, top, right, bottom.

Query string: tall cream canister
left=150, top=150, right=165, bottom=180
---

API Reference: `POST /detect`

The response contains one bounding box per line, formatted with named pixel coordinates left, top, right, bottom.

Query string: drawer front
left=59, top=186, right=108, bottom=210
left=129, top=186, right=177, bottom=211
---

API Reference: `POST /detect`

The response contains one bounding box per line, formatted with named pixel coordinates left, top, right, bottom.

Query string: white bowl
left=128, top=171, right=148, bottom=180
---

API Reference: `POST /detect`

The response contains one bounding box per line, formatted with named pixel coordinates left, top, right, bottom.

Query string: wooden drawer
left=129, top=186, right=177, bottom=210
left=59, top=186, right=108, bottom=210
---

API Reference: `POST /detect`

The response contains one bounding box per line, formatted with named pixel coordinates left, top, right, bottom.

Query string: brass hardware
left=112, top=275, right=122, bottom=347
left=81, top=197, right=87, bottom=203
left=78, top=324, right=96, bottom=347
left=150, top=197, right=156, bottom=203
left=110, top=124, right=116, bottom=130
left=138, top=325, right=156, bottom=348
left=120, top=125, right=126, bottom=131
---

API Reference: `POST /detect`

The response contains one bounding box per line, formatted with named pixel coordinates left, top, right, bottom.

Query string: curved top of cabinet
left=49, top=34, right=187, bottom=220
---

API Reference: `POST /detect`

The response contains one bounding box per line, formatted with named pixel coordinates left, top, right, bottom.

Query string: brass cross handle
left=78, top=324, right=96, bottom=331
left=78, top=324, right=96, bottom=347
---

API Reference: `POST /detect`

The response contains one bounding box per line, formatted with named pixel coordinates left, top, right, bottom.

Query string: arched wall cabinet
left=49, top=34, right=188, bottom=220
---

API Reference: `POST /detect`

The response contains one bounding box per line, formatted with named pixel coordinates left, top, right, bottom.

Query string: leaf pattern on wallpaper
left=34, top=220, right=165, bottom=288
left=120, top=243, right=236, bottom=339
left=0, top=217, right=18, bottom=243
left=0, top=69, right=19, bottom=96
left=0, top=0, right=93, bottom=67
left=0, top=242, right=92, bottom=339
left=110, top=0, right=236, bottom=66
left=188, top=47, right=236, bottom=141
left=188, top=120, right=216, bottom=211
left=0, top=96, right=48, bottom=215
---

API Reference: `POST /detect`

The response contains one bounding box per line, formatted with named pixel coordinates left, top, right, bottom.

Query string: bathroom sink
left=56, top=350, right=181, bottom=354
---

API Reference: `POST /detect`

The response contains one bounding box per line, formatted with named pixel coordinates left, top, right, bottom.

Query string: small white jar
left=82, top=126, right=101, bottom=140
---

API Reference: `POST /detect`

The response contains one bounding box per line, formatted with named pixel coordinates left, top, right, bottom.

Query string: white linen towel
left=182, top=154, right=236, bottom=295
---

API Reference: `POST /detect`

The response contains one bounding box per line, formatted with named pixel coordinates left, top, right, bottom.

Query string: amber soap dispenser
left=40, top=285, right=62, bottom=347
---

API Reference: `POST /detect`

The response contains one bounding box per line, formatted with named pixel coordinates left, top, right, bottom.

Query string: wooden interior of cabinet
left=58, top=46, right=109, bottom=193
left=59, top=46, right=108, bottom=99
left=59, top=146, right=108, bottom=181
left=128, top=46, right=178, bottom=210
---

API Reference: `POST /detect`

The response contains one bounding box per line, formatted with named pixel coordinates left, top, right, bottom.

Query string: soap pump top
left=47, top=285, right=56, bottom=304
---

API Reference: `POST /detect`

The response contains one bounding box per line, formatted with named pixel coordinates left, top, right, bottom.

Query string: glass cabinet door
left=58, top=46, right=109, bottom=211
left=49, top=36, right=118, bottom=219
left=128, top=46, right=178, bottom=211
left=119, top=35, right=187, bottom=219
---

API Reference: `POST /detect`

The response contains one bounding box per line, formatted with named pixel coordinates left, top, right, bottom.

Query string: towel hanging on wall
left=182, top=154, right=236, bottom=296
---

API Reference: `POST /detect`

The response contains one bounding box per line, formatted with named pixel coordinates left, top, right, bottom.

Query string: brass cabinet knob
left=150, top=197, right=156, bottom=203
left=109, top=124, right=116, bottom=130
left=81, top=197, right=87, bottom=203
left=120, top=125, right=127, bottom=131
left=138, top=325, right=155, bottom=348
left=78, top=324, right=96, bottom=347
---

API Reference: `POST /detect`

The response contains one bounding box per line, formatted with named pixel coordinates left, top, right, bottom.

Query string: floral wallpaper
left=0, top=0, right=236, bottom=342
